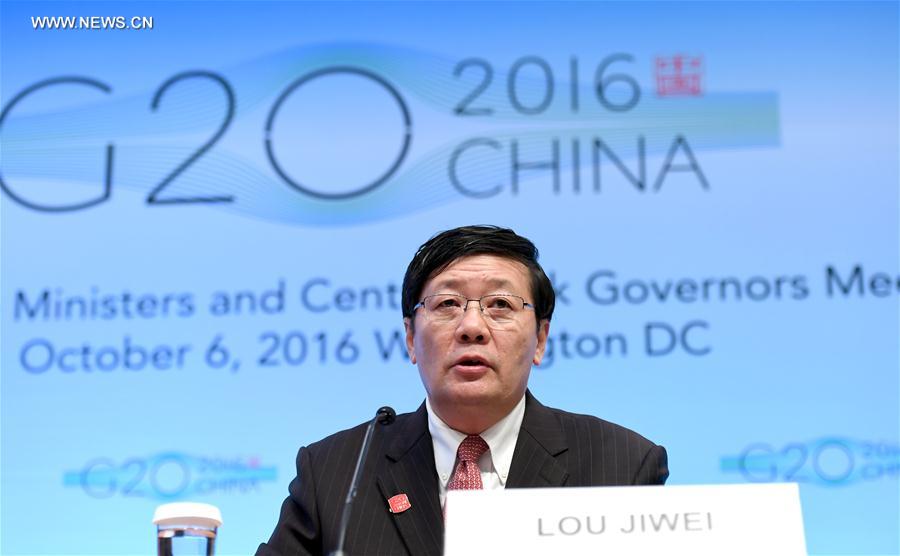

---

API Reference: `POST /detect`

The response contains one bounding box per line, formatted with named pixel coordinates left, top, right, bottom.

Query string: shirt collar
left=426, top=394, right=526, bottom=486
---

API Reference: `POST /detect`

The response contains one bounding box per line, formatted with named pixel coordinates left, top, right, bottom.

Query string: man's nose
left=455, top=300, right=488, bottom=343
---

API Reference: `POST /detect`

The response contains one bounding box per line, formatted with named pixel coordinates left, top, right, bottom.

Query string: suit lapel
left=376, top=403, right=444, bottom=556
left=506, top=391, right=570, bottom=488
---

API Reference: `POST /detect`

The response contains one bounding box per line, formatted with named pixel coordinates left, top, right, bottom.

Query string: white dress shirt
left=426, top=394, right=526, bottom=508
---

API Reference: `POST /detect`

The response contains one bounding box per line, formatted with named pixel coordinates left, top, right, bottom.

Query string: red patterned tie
left=447, top=435, right=489, bottom=490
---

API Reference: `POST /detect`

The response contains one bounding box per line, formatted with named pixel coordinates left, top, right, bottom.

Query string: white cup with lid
left=153, top=502, right=222, bottom=556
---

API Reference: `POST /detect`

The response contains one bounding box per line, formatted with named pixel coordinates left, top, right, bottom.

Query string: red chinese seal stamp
left=655, top=55, right=704, bottom=96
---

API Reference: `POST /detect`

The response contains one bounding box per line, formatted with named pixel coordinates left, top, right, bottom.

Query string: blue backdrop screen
left=1, top=2, right=898, bottom=554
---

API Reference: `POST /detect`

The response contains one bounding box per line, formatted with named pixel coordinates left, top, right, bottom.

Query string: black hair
left=401, top=225, right=555, bottom=327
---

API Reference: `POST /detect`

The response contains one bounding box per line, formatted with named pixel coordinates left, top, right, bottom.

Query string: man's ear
left=404, top=317, right=417, bottom=364
left=533, top=319, right=550, bottom=365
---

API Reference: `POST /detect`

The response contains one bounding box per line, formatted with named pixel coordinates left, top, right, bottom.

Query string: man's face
left=405, top=254, right=549, bottom=422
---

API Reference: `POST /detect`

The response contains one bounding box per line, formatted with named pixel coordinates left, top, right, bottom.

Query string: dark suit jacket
left=257, top=391, right=668, bottom=556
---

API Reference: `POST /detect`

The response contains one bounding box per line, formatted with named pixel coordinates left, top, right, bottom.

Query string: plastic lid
left=153, top=502, right=222, bottom=528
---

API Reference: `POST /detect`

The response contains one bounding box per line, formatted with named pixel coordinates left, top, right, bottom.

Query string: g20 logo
left=0, top=67, right=412, bottom=211
left=2, top=52, right=673, bottom=213
left=63, top=452, right=277, bottom=500
left=721, top=438, right=900, bottom=486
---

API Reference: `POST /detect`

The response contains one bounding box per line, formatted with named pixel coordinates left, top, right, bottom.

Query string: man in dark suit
left=258, top=226, right=668, bottom=556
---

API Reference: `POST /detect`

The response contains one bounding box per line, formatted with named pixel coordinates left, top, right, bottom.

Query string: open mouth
left=454, top=356, right=490, bottom=369
left=459, top=359, right=485, bottom=367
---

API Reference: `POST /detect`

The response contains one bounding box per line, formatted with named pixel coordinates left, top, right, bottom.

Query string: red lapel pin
left=388, top=493, right=412, bottom=514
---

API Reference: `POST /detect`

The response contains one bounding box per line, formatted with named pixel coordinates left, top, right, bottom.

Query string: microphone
left=330, top=406, right=396, bottom=556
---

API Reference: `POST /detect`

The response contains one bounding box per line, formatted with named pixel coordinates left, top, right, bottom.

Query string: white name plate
left=445, top=483, right=807, bottom=556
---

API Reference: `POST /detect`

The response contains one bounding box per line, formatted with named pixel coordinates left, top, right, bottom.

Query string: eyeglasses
left=413, top=293, right=535, bottom=328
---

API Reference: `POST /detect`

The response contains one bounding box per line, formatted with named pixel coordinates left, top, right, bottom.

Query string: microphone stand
left=330, top=406, right=396, bottom=556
